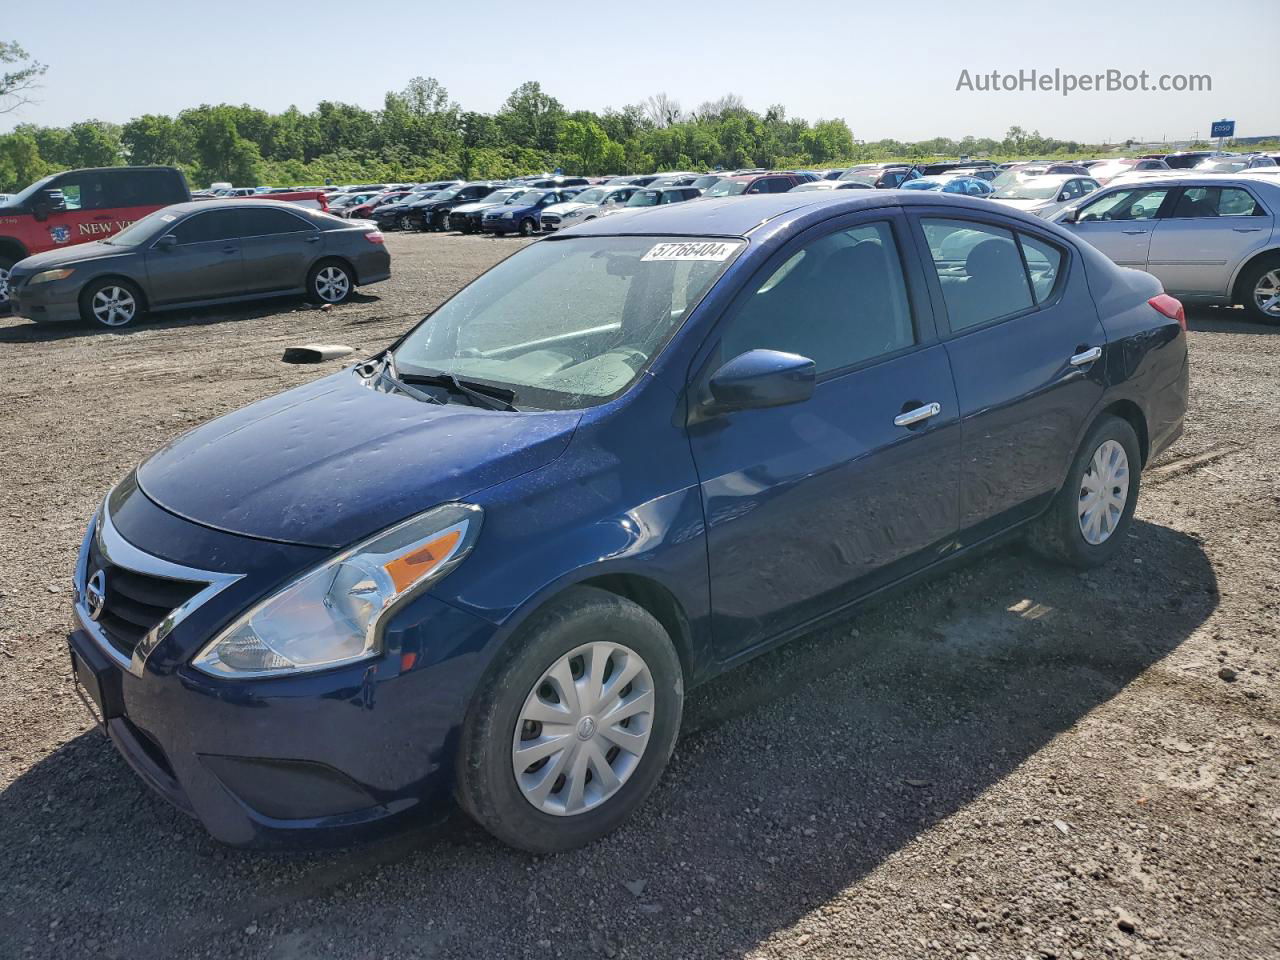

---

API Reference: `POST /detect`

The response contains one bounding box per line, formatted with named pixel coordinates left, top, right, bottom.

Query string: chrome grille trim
left=73, top=499, right=244, bottom=678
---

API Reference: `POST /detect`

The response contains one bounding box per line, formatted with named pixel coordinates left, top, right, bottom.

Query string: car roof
left=161, top=198, right=320, bottom=214
left=562, top=190, right=1029, bottom=239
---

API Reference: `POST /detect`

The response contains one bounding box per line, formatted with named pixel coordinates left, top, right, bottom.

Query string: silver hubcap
left=314, top=266, right=350, bottom=303
left=91, top=286, right=136, bottom=326
left=1079, top=439, right=1129, bottom=545
left=0, top=265, right=10, bottom=302
left=512, top=642, right=655, bottom=817
left=1254, top=269, right=1280, bottom=317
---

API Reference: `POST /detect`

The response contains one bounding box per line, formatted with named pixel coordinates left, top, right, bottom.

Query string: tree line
left=0, top=76, right=1135, bottom=191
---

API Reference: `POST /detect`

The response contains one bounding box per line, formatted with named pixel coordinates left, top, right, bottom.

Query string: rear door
left=1062, top=185, right=1174, bottom=269
left=687, top=211, right=961, bottom=659
left=144, top=209, right=246, bottom=305
left=1146, top=184, right=1274, bottom=296
left=237, top=206, right=322, bottom=294
left=910, top=211, right=1106, bottom=537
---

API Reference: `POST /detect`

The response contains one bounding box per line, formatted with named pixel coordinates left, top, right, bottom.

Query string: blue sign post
left=1210, top=119, right=1235, bottom=139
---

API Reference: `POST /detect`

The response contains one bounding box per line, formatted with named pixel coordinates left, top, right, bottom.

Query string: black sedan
left=7, top=200, right=391, bottom=328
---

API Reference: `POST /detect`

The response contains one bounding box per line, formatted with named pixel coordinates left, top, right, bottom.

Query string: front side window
left=169, top=210, right=242, bottom=244
left=922, top=218, right=1034, bottom=331
left=49, top=172, right=106, bottom=211
left=720, top=221, right=914, bottom=375
left=1077, top=188, right=1170, bottom=222
left=392, top=236, right=744, bottom=409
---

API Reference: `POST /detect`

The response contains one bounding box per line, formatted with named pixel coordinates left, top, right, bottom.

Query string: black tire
left=456, top=586, right=684, bottom=854
left=78, top=277, right=145, bottom=329
left=306, top=259, right=354, bottom=304
left=398, top=215, right=413, bottom=231
left=518, top=218, right=535, bottom=237
left=1236, top=255, right=1280, bottom=325
left=0, top=254, right=15, bottom=309
left=1027, top=415, right=1142, bottom=568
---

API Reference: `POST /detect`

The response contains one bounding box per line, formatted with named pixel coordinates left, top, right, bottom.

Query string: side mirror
left=1059, top=207, right=1080, bottom=224
left=32, top=201, right=50, bottom=222
left=707, top=349, right=815, bottom=414
left=155, top=234, right=178, bottom=249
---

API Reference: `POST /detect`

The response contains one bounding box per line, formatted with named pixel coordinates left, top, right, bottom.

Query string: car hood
left=13, top=241, right=138, bottom=273
left=486, top=204, right=535, bottom=216
left=452, top=200, right=502, bottom=214
left=543, top=200, right=590, bottom=216
left=136, top=370, right=581, bottom=549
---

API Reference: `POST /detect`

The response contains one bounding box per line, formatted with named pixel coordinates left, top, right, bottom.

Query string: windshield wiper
left=400, top=371, right=520, bottom=411
left=358, top=352, right=445, bottom=405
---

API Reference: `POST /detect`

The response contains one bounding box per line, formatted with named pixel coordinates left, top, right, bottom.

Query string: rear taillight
left=365, top=231, right=385, bottom=245
left=1148, top=293, right=1186, bottom=331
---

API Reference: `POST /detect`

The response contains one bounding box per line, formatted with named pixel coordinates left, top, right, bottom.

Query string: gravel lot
left=0, top=231, right=1277, bottom=960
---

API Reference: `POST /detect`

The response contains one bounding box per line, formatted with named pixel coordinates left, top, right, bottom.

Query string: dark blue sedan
left=68, top=191, right=1188, bottom=851
left=480, top=188, right=572, bottom=235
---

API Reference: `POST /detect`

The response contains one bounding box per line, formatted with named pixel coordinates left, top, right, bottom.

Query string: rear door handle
left=1070, top=346, right=1102, bottom=366
left=894, top=402, right=941, bottom=428
left=1232, top=227, right=1263, bottom=233
left=221, top=245, right=238, bottom=255
left=1121, top=229, right=1148, bottom=235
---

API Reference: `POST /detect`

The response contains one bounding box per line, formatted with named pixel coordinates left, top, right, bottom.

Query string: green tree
left=0, top=41, right=45, bottom=113
left=497, top=81, right=565, bottom=153
left=122, top=114, right=191, bottom=165
left=0, top=130, right=47, bottom=189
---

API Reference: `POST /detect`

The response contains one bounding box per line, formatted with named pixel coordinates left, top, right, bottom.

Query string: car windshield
left=994, top=181, right=1063, bottom=199
left=571, top=188, right=607, bottom=204
left=626, top=191, right=662, bottom=207
left=691, top=176, right=720, bottom=189
left=705, top=180, right=748, bottom=197
left=513, top=190, right=545, bottom=205
left=433, top=187, right=463, bottom=201
left=98, top=208, right=178, bottom=246
left=391, top=236, right=745, bottom=410
left=2, top=172, right=59, bottom=207
left=1196, top=159, right=1248, bottom=172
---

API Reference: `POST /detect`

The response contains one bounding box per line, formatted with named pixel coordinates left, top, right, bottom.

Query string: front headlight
left=192, top=503, right=482, bottom=678
left=30, top=268, right=75, bottom=285
left=502, top=211, right=515, bottom=219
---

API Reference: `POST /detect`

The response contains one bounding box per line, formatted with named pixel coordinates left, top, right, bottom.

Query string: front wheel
left=456, top=587, right=684, bottom=853
left=1239, top=256, right=1280, bottom=325
left=307, top=260, right=353, bottom=304
left=80, top=278, right=143, bottom=328
left=518, top=218, right=536, bottom=237
left=0, top=255, right=14, bottom=308
left=1027, top=415, right=1141, bottom=568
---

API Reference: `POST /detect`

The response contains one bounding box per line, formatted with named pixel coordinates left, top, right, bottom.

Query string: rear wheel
left=79, top=278, right=143, bottom=329
left=1027, top=415, right=1141, bottom=568
left=1239, top=256, right=1280, bottom=325
left=456, top=587, right=683, bottom=853
left=0, top=255, right=14, bottom=308
left=307, top=259, right=353, bottom=304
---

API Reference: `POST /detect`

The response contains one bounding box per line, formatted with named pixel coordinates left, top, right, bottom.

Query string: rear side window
left=1170, top=186, right=1261, bottom=218
left=721, top=220, right=915, bottom=375
left=922, top=218, right=1034, bottom=331
left=240, top=207, right=314, bottom=236
left=1018, top=234, right=1064, bottom=304
left=170, top=210, right=242, bottom=244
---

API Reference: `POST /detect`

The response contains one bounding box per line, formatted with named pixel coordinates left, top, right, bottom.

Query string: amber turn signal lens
left=382, top=530, right=462, bottom=593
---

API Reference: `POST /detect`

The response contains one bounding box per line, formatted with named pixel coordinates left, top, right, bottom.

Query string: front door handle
left=221, top=245, right=238, bottom=255
left=1070, top=346, right=1102, bottom=366
left=894, top=402, right=941, bottom=428
left=305, top=234, right=321, bottom=243
left=1121, top=229, right=1148, bottom=235
left=1232, top=227, right=1263, bottom=233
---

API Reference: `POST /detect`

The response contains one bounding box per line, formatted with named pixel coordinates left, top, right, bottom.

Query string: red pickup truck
left=0, top=166, right=190, bottom=306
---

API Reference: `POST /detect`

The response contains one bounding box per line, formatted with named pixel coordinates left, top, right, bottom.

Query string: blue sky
left=5, top=0, right=1278, bottom=143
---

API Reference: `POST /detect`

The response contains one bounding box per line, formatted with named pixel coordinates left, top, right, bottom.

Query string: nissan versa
left=69, top=192, right=1188, bottom=852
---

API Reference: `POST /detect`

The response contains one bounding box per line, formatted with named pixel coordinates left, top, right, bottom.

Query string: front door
left=144, top=209, right=246, bottom=305
left=1147, top=184, right=1274, bottom=296
left=688, top=214, right=961, bottom=660
left=912, top=212, right=1107, bottom=537
left=1063, top=184, right=1174, bottom=270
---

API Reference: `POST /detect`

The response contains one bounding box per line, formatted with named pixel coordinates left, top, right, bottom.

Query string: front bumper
left=8, top=277, right=82, bottom=323
left=69, top=485, right=498, bottom=847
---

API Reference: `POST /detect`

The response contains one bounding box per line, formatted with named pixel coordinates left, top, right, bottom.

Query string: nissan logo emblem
left=85, top=569, right=107, bottom=622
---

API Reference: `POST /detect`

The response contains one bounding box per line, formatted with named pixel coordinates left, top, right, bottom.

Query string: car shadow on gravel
left=1185, top=304, right=1279, bottom=335
left=0, top=520, right=1216, bottom=959
left=0, top=294, right=382, bottom=343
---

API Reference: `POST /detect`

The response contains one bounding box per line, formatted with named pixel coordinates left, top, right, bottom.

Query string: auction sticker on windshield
left=642, top=240, right=744, bottom=262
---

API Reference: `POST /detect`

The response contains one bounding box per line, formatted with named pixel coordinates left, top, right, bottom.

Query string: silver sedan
left=1051, top=173, right=1280, bottom=324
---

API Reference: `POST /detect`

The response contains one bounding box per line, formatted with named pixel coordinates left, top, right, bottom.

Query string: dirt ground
left=0, top=231, right=1276, bottom=960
